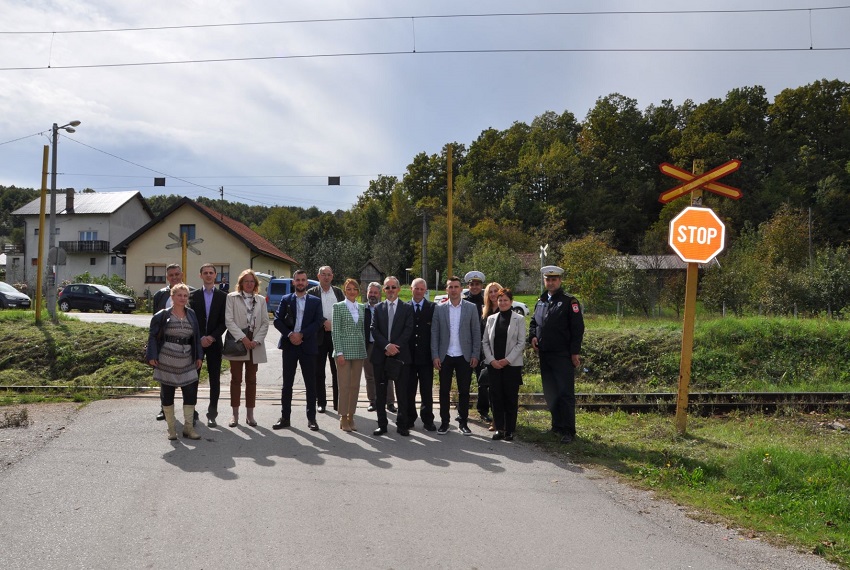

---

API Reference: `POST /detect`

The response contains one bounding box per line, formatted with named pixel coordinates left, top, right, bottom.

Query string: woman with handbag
left=481, top=288, right=526, bottom=442
left=331, top=278, right=367, bottom=432
left=224, top=269, right=270, bottom=428
left=146, top=283, right=204, bottom=441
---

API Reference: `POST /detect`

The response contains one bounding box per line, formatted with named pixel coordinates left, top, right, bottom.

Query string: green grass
left=517, top=409, right=850, bottom=567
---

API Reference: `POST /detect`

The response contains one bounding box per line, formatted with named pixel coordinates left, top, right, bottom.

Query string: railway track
left=4, top=386, right=849, bottom=414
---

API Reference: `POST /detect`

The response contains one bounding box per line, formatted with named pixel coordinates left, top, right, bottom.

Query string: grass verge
left=516, top=408, right=850, bottom=568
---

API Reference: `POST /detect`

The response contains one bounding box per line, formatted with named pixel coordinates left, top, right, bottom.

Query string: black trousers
left=282, top=346, right=317, bottom=421
left=539, top=353, right=576, bottom=435
left=375, top=363, right=409, bottom=429
left=475, top=361, right=490, bottom=417
left=203, top=345, right=223, bottom=418
left=488, top=365, right=522, bottom=433
left=160, top=381, right=199, bottom=407
left=409, top=362, right=435, bottom=426
left=315, top=330, right=338, bottom=408
left=438, top=355, right=473, bottom=425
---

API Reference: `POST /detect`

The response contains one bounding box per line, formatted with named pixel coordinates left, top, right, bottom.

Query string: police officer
left=463, top=270, right=491, bottom=423
left=528, top=266, right=585, bottom=444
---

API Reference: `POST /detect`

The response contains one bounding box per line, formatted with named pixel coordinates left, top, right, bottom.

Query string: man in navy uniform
left=528, top=265, right=585, bottom=444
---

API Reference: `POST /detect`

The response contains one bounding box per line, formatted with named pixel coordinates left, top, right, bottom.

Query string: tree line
left=3, top=79, right=849, bottom=311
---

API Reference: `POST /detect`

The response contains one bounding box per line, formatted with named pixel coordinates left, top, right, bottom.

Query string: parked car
left=265, top=277, right=319, bottom=314
left=57, top=283, right=136, bottom=314
left=432, top=288, right=529, bottom=316
left=0, top=282, right=31, bottom=309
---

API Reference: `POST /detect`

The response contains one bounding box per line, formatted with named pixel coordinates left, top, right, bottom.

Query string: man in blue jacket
left=273, top=270, right=323, bottom=431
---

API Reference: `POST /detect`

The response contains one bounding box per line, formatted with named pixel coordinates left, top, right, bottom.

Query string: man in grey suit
left=431, top=275, right=481, bottom=435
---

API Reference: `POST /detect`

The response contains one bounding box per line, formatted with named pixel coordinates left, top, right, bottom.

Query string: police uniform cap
left=541, top=265, right=564, bottom=277
left=464, top=270, right=485, bottom=283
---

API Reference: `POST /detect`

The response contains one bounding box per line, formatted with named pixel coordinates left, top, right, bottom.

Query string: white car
left=432, top=289, right=529, bottom=316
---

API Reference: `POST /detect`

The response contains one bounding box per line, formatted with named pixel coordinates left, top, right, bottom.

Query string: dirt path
left=0, top=403, right=81, bottom=472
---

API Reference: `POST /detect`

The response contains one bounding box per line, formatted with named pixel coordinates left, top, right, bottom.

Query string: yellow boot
left=163, top=405, right=177, bottom=440
left=182, top=405, right=201, bottom=440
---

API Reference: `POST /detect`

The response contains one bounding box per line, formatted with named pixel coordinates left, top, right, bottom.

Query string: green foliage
left=459, top=241, right=523, bottom=292
left=559, top=232, right=619, bottom=311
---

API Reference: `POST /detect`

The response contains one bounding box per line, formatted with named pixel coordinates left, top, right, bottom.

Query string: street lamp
left=47, top=120, right=81, bottom=321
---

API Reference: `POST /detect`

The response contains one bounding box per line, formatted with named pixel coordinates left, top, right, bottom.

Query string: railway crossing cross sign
left=658, top=159, right=743, bottom=203
left=668, top=207, right=725, bottom=264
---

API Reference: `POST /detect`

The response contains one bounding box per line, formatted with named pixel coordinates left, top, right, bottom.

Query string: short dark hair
left=199, top=263, right=216, bottom=273
left=496, top=287, right=514, bottom=301
left=293, top=269, right=308, bottom=277
left=446, top=275, right=462, bottom=286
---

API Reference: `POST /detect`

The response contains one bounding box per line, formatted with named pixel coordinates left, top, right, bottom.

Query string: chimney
left=66, top=188, right=75, bottom=213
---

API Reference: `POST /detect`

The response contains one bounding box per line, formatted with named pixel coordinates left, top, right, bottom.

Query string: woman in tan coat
left=224, top=269, right=269, bottom=427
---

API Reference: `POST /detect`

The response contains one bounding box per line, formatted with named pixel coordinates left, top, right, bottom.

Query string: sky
left=0, top=1, right=848, bottom=212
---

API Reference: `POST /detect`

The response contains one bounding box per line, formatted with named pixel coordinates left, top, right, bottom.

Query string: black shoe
left=317, top=405, right=326, bottom=414
left=459, top=423, right=472, bottom=436
left=207, top=418, right=217, bottom=428
left=367, top=404, right=376, bottom=412
left=492, top=431, right=504, bottom=441
left=504, top=432, right=514, bottom=442
left=387, top=403, right=397, bottom=413
left=480, top=414, right=493, bottom=423
left=454, top=414, right=461, bottom=422
left=424, top=423, right=437, bottom=432
left=437, top=423, right=449, bottom=435
left=193, top=410, right=199, bottom=426
left=373, top=427, right=388, bottom=436
left=560, top=433, right=574, bottom=444
left=307, top=420, right=319, bottom=431
left=272, top=418, right=290, bottom=430
left=397, top=427, right=409, bottom=436
left=156, top=409, right=165, bottom=421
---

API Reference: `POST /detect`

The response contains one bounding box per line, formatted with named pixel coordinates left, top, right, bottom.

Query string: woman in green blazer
left=331, top=278, right=367, bottom=432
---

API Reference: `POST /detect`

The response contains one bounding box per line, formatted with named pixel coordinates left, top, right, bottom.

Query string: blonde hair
left=482, top=281, right=503, bottom=319
left=343, top=278, right=360, bottom=293
left=236, top=269, right=261, bottom=294
left=170, top=282, right=190, bottom=296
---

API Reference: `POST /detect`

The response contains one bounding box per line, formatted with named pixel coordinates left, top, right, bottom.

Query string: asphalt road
left=0, top=312, right=838, bottom=569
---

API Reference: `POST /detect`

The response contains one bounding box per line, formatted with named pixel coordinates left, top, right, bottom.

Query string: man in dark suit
left=153, top=263, right=184, bottom=421
left=307, top=265, right=344, bottom=413
left=189, top=263, right=228, bottom=428
left=273, top=270, right=323, bottom=431
left=370, top=276, right=414, bottom=436
left=408, top=277, right=436, bottom=431
left=431, top=275, right=481, bottom=435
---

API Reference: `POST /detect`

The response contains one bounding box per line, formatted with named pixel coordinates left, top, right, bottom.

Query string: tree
left=558, top=232, right=619, bottom=312
left=459, top=241, right=523, bottom=292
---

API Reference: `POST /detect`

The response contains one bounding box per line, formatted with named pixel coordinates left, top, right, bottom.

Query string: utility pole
left=446, top=146, right=453, bottom=277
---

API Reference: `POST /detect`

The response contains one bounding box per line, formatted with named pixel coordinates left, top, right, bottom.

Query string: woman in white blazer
left=224, top=269, right=270, bottom=428
left=481, top=288, right=526, bottom=441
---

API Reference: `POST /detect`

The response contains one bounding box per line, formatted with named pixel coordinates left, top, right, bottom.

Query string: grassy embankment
left=1, top=308, right=848, bottom=566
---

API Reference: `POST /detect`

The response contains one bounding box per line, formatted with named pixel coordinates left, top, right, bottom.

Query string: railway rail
left=4, top=386, right=849, bottom=414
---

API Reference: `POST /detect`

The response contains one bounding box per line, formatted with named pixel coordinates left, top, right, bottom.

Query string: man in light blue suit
left=431, top=275, right=481, bottom=435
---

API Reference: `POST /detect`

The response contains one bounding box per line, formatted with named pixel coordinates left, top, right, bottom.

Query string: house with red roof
left=113, top=197, right=296, bottom=298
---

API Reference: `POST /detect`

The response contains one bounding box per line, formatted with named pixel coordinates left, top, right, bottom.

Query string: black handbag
left=222, top=328, right=251, bottom=358
left=384, top=356, right=405, bottom=380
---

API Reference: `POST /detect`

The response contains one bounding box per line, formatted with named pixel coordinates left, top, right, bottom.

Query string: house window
left=80, top=230, right=98, bottom=241
left=179, top=224, right=196, bottom=241
left=55, top=228, right=60, bottom=235
left=31, top=258, right=38, bottom=266
left=90, top=258, right=96, bottom=265
left=145, top=264, right=166, bottom=284
left=215, top=264, right=230, bottom=284
left=111, top=256, right=116, bottom=265
left=34, top=228, right=38, bottom=235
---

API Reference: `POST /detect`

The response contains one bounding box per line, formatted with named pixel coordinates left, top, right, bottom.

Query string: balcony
left=58, top=240, right=111, bottom=253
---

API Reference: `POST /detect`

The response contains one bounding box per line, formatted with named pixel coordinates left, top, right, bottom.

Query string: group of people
left=146, top=263, right=585, bottom=446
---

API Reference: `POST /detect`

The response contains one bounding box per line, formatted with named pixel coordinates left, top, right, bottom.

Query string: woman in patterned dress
left=224, top=269, right=270, bottom=428
left=146, top=283, right=204, bottom=441
left=331, top=278, right=367, bottom=432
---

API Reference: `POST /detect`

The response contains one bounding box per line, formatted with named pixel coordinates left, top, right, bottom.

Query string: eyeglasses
left=384, top=285, right=398, bottom=290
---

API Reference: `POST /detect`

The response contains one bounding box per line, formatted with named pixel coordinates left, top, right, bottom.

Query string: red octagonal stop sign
left=669, top=206, right=725, bottom=263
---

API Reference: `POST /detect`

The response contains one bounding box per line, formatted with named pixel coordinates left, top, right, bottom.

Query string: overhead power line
left=2, top=6, right=848, bottom=35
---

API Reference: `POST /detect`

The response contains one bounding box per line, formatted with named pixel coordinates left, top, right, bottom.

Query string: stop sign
left=669, top=206, right=725, bottom=263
